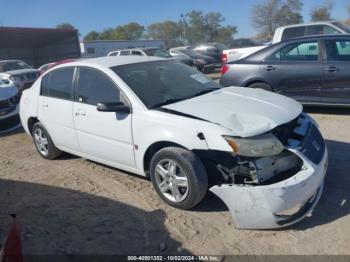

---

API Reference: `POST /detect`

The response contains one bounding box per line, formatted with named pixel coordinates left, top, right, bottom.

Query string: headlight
left=223, top=133, right=284, bottom=157
left=10, top=75, right=23, bottom=81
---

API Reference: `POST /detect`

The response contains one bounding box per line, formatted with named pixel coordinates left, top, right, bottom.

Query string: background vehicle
left=223, top=21, right=350, bottom=63
left=20, top=56, right=327, bottom=229
left=0, top=79, right=21, bottom=133
left=107, top=47, right=193, bottom=66
left=38, top=59, right=78, bottom=75
left=170, top=48, right=217, bottom=73
left=192, top=43, right=228, bottom=64
left=0, top=60, right=39, bottom=92
left=221, top=34, right=350, bottom=106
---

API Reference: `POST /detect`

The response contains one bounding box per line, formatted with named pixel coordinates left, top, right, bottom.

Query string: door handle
left=264, top=65, right=276, bottom=71
left=42, top=102, right=48, bottom=108
left=75, top=109, right=86, bottom=116
left=325, top=66, right=339, bottom=73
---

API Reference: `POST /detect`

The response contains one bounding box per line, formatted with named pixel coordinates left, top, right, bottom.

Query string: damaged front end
left=201, top=114, right=328, bottom=229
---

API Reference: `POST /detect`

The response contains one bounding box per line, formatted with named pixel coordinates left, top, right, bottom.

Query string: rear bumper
left=210, top=147, right=328, bottom=229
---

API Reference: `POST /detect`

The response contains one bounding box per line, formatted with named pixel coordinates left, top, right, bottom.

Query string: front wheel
left=150, top=147, right=208, bottom=210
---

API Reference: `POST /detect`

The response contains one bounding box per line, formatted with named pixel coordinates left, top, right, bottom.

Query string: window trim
left=74, top=66, right=132, bottom=108
left=39, top=66, right=76, bottom=102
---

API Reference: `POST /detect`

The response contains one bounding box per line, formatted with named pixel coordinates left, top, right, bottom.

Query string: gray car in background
left=220, top=34, right=350, bottom=106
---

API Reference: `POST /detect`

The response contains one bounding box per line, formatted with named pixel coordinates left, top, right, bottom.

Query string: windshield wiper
left=187, top=88, right=220, bottom=99
left=150, top=98, right=185, bottom=109
left=150, top=88, right=220, bottom=109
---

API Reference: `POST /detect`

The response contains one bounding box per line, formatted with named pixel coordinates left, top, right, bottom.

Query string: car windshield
left=112, top=60, right=221, bottom=109
left=0, top=61, right=32, bottom=72
left=143, top=48, right=172, bottom=58
left=331, top=21, right=350, bottom=33
left=179, top=49, right=201, bottom=57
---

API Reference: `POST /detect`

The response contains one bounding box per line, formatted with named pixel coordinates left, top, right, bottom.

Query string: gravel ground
left=0, top=105, right=350, bottom=256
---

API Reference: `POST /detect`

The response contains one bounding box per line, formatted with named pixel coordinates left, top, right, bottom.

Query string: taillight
left=221, top=53, right=228, bottom=64
left=221, top=64, right=229, bottom=75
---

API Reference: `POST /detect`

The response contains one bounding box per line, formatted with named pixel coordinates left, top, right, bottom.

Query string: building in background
left=81, top=40, right=166, bottom=57
left=0, top=27, right=80, bottom=68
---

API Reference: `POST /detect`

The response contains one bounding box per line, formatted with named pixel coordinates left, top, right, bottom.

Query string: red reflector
left=221, top=53, right=228, bottom=64
left=221, top=64, right=229, bottom=75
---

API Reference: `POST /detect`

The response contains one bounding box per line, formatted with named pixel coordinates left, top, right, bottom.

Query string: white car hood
left=163, top=87, right=302, bottom=137
left=0, top=85, right=17, bottom=100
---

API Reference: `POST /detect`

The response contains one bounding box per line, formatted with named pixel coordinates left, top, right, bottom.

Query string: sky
left=0, top=0, right=349, bottom=38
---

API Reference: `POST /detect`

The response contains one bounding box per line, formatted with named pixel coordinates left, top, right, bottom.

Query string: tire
left=32, top=122, right=61, bottom=160
left=248, top=82, right=273, bottom=92
left=150, top=147, right=208, bottom=210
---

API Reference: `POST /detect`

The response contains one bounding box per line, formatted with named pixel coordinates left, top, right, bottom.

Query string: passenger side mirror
left=97, top=102, right=131, bottom=114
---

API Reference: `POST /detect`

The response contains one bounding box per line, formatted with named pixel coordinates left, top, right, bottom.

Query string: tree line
left=56, top=0, right=348, bottom=48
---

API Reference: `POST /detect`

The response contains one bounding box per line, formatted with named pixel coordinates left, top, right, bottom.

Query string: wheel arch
left=244, top=80, right=274, bottom=91
left=27, top=117, right=39, bottom=135
left=143, top=141, right=188, bottom=176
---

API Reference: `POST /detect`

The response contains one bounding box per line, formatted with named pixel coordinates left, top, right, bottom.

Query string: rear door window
left=41, top=67, right=75, bottom=100
left=325, top=40, right=350, bottom=61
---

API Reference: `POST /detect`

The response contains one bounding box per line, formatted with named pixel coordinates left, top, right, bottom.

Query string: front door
left=322, top=38, right=350, bottom=105
left=73, top=66, right=135, bottom=168
left=262, top=40, right=323, bottom=103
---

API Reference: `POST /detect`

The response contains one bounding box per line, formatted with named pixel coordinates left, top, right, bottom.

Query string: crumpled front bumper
left=209, top=145, right=328, bottom=229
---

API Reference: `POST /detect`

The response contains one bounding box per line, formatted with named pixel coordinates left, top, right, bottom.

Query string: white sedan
left=20, top=56, right=328, bottom=229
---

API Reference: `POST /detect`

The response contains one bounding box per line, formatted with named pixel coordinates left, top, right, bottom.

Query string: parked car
left=0, top=60, right=40, bottom=92
left=170, top=48, right=218, bottom=73
left=223, top=21, right=350, bottom=63
left=20, top=56, right=327, bottom=229
left=107, top=47, right=193, bottom=66
left=192, top=43, right=228, bottom=64
left=0, top=79, right=21, bottom=133
left=221, top=34, right=350, bottom=106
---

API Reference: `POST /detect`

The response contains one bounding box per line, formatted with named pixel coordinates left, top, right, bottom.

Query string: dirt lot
left=1, top=106, right=350, bottom=256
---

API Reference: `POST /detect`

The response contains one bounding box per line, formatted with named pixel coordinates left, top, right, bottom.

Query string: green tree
left=114, top=22, right=145, bottom=40
left=56, top=23, right=76, bottom=30
left=83, top=31, right=99, bottom=41
left=310, top=0, right=334, bottom=22
left=252, top=0, right=303, bottom=39
left=147, top=21, right=183, bottom=48
left=184, top=10, right=237, bottom=44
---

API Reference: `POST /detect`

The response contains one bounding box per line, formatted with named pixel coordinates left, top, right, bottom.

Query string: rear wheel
left=32, top=122, right=61, bottom=160
left=150, top=147, right=208, bottom=210
left=248, top=82, right=273, bottom=92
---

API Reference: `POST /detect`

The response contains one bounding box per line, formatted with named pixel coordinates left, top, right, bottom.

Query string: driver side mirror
left=97, top=102, right=131, bottom=114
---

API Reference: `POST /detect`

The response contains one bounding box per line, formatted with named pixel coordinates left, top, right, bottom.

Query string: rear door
left=322, top=38, right=350, bottom=105
left=262, top=40, right=323, bottom=103
left=37, top=67, right=80, bottom=152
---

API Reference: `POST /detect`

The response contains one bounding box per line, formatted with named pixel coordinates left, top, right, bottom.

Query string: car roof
left=276, top=21, right=336, bottom=30
left=280, top=33, right=350, bottom=43
left=58, top=56, right=167, bottom=68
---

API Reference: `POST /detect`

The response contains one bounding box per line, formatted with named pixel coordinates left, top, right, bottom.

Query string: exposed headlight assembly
left=223, top=133, right=284, bottom=157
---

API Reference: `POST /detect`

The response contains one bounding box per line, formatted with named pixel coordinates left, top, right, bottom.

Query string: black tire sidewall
left=150, top=147, right=208, bottom=210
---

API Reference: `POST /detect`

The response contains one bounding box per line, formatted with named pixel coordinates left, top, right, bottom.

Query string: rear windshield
left=111, top=60, right=221, bottom=109
left=0, top=61, right=32, bottom=72
left=331, top=21, right=350, bottom=33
